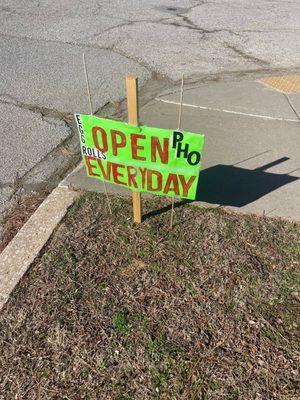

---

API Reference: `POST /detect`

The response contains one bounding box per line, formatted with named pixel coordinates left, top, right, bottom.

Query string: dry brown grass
left=0, top=193, right=299, bottom=399
left=0, top=193, right=48, bottom=253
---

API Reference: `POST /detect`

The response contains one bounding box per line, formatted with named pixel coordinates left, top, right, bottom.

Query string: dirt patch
left=0, top=192, right=48, bottom=253
left=0, top=193, right=299, bottom=399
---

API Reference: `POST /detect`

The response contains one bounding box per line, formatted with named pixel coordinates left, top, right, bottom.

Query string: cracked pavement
left=0, top=0, right=300, bottom=231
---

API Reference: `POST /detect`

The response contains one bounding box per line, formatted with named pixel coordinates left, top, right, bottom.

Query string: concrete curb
left=0, top=186, right=78, bottom=311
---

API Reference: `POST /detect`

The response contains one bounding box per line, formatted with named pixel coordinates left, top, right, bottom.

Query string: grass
left=0, top=192, right=48, bottom=252
left=112, top=310, right=130, bottom=335
left=0, top=192, right=299, bottom=399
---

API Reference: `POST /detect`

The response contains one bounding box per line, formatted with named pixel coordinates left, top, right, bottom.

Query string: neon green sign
left=75, top=114, right=205, bottom=200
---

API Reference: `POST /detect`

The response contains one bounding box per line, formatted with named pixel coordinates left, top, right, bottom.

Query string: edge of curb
left=0, top=186, right=79, bottom=312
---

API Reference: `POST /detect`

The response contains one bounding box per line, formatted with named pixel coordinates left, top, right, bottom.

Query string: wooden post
left=126, top=74, right=142, bottom=223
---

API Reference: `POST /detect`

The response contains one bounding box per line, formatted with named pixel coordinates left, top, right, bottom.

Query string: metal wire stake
left=170, top=73, right=185, bottom=229
left=83, top=53, right=94, bottom=115
left=103, top=181, right=112, bottom=215
left=83, top=53, right=112, bottom=214
left=177, top=73, right=185, bottom=132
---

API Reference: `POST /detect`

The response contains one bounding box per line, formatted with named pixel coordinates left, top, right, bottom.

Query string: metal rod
left=83, top=53, right=112, bottom=214
left=177, top=73, right=185, bottom=131
left=170, top=73, right=185, bottom=229
left=83, top=53, right=93, bottom=115
left=103, top=181, right=112, bottom=214
left=170, top=197, right=175, bottom=229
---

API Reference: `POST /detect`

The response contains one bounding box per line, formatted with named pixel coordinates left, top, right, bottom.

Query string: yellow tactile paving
left=259, top=74, right=300, bottom=93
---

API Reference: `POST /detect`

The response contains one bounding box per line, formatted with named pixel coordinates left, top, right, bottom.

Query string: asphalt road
left=0, top=0, right=300, bottom=229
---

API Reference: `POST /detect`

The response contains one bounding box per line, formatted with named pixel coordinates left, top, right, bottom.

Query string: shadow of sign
left=196, top=157, right=299, bottom=207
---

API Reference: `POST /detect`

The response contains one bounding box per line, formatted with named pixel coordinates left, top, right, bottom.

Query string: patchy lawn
left=0, top=193, right=299, bottom=399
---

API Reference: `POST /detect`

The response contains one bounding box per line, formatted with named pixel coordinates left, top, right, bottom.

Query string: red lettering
left=138, top=167, right=147, bottom=188
left=179, top=175, right=196, bottom=197
left=127, top=166, right=138, bottom=188
left=147, top=169, right=162, bottom=192
left=85, top=156, right=100, bottom=177
left=92, top=126, right=108, bottom=152
left=97, top=160, right=112, bottom=180
left=151, top=136, right=169, bottom=164
left=112, top=163, right=126, bottom=186
left=111, top=130, right=126, bottom=156
left=163, top=173, right=180, bottom=196
left=131, top=134, right=146, bottom=161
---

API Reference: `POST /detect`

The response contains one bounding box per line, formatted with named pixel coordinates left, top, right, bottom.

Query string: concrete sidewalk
left=1, top=0, right=300, bottom=237
left=63, top=76, right=300, bottom=221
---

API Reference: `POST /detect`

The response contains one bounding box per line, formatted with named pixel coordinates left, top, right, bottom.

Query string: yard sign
left=75, top=114, right=205, bottom=200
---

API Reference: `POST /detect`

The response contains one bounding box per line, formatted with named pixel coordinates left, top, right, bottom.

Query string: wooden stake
left=126, top=75, right=142, bottom=223
left=83, top=53, right=112, bottom=214
left=170, top=73, right=185, bottom=229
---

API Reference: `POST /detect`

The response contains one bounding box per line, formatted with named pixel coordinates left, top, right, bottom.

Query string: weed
left=112, top=310, right=130, bottom=335
left=228, top=388, right=239, bottom=399
left=148, top=333, right=168, bottom=359
left=209, top=381, right=219, bottom=391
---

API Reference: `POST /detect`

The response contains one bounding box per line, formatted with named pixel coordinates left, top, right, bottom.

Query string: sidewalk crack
left=283, top=93, right=300, bottom=122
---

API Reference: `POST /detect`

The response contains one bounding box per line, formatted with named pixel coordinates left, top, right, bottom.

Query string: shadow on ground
left=143, top=157, right=298, bottom=220
left=196, top=157, right=298, bottom=206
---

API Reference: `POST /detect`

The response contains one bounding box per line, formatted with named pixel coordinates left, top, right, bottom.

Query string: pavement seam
left=0, top=31, right=154, bottom=78
left=225, top=44, right=270, bottom=67
left=0, top=94, right=71, bottom=121
left=155, top=97, right=300, bottom=123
